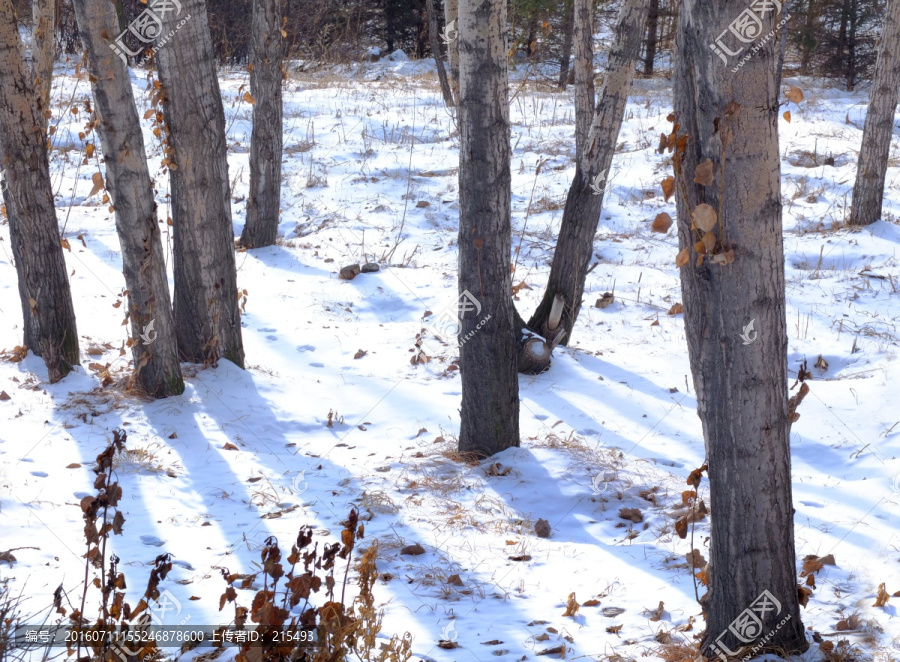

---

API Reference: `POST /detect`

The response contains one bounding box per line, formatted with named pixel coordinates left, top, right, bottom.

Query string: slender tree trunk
left=527, top=0, right=649, bottom=345
left=643, top=0, right=659, bottom=76
left=558, top=0, right=575, bottom=89
left=847, top=0, right=858, bottom=91
left=457, top=0, right=519, bottom=458
left=425, top=0, right=455, bottom=107
left=0, top=0, right=78, bottom=382
left=838, top=0, right=849, bottom=82
left=673, top=2, right=807, bottom=658
left=239, top=0, right=283, bottom=248
left=850, top=0, right=900, bottom=226
left=32, top=0, right=55, bottom=134
left=154, top=0, right=245, bottom=368
left=800, top=0, right=816, bottom=75
left=443, top=0, right=460, bottom=99
left=573, top=0, right=594, bottom=165
left=70, top=0, right=183, bottom=397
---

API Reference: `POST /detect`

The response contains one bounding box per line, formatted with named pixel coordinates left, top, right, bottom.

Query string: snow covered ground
left=2, top=55, right=900, bottom=662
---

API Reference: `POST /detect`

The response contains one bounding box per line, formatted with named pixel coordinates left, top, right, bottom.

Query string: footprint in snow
left=266, top=335, right=278, bottom=341
left=30, top=471, right=48, bottom=477
left=296, top=345, right=316, bottom=353
left=140, top=535, right=165, bottom=547
left=259, top=327, right=277, bottom=333
left=309, top=362, right=325, bottom=368
left=799, top=500, right=824, bottom=508
left=74, top=492, right=92, bottom=499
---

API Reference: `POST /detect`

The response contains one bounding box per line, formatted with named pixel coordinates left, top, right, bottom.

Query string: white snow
left=1, top=58, right=899, bottom=662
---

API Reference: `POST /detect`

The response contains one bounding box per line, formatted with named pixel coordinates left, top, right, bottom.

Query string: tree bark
left=643, top=0, right=659, bottom=76
left=527, top=0, right=649, bottom=345
left=154, top=0, right=245, bottom=368
left=850, top=0, right=900, bottom=226
left=558, top=0, right=575, bottom=89
left=443, top=0, right=460, bottom=99
left=573, top=0, right=594, bottom=165
left=673, top=1, right=807, bottom=658
left=847, top=0, right=858, bottom=91
left=32, top=0, right=55, bottom=134
left=425, top=0, right=455, bottom=108
left=0, top=0, right=79, bottom=383
left=799, top=0, right=816, bottom=75
left=457, top=0, right=519, bottom=458
left=70, top=0, right=184, bottom=397
left=239, top=0, right=283, bottom=248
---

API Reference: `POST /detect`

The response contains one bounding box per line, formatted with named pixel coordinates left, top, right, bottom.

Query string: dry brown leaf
left=785, top=86, right=804, bottom=103
left=243, top=92, right=256, bottom=105
left=222, top=443, right=239, bottom=451
left=89, top=172, right=105, bottom=197
left=66, top=462, right=81, bottom=468
left=783, top=111, right=791, bottom=123
left=651, top=212, right=673, bottom=233
left=675, top=516, right=688, bottom=539
left=648, top=601, right=665, bottom=621
left=798, top=585, right=813, bottom=607
left=693, top=158, right=715, bottom=186
left=353, top=349, right=367, bottom=359
left=685, top=550, right=706, bottom=569
left=618, top=508, right=643, bottom=523
left=701, top=231, right=717, bottom=254
left=874, top=582, right=890, bottom=608
left=563, top=592, right=580, bottom=617
left=605, top=624, right=622, bottom=634
left=675, top=248, right=690, bottom=268
left=667, top=303, right=684, bottom=315
left=0, top=391, right=9, bottom=401
left=835, top=613, right=859, bottom=631
left=583, top=599, right=601, bottom=607
left=692, top=204, right=718, bottom=232
left=661, top=177, right=675, bottom=202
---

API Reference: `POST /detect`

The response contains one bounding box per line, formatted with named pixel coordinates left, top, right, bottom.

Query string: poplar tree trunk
left=457, top=0, right=519, bottom=458
left=673, top=1, right=807, bottom=658
left=850, top=0, right=900, bottom=226
left=70, top=0, right=184, bottom=397
left=443, top=0, right=460, bottom=99
left=155, top=0, right=245, bottom=368
left=643, top=0, right=659, bottom=76
left=558, top=0, right=575, bottom=89
left=426, top=0, right=455, bottom=108
left=573, top=0, right=594, bottom=165
left=239, top=0, right=283, bottom=248
left=528, top=0, right=649, bottom=344
left=32, top=0, right=55, bottom=134
left=0, top=0, right=79, bottom=383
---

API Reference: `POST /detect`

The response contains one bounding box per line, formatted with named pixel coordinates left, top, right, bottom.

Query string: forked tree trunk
left=573, top=0, right=594, bottom=165
left=643, top=0, right=659, bottom=76
left=443, top=0, right=460, bottom=99
left=673, top=2, right=807, bottom=658
left=0, top=0, right=78, bottom=383
left=426, top=0, right=455, bottom=108
left=457, top=0, right=519, bottom=458
left=155, top=0, right=245, bottom=368
left=71, top=0, right=183, bottom=397
left=558, top=0, right=575, bottom=89
left=528, top=0, right=649, bottom=344
left=849, top=0, right=900, bottom=226
left=32, top=0, right=55, bottom=134
left=239, top=0, right=283, bottom=248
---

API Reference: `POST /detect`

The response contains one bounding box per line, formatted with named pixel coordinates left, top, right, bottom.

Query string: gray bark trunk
left=528, top=0, right=649, bottom=344
left=443, top=0, right=460, bottom=99
left=240, top=0, right=283, bottom=248
left=154, top=0, right=245, bottom=368
left=31, top=0, right=55, bottom=134
left=426, top=0, right=455, bottom=108
left=673, top=1, right=807, bottom=658
left=71, top=0, right=184, bottom=397
left=558, top=0, right=575, bottom=89
left=0, top=0, right=79, bottom=383
left=457, top=0, right=519, bottom=458
left=573, top=0, right=594, bottom=165
left=849, top=0, right=900, bottom=226
left=643, top=0, right=659, bottom=75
